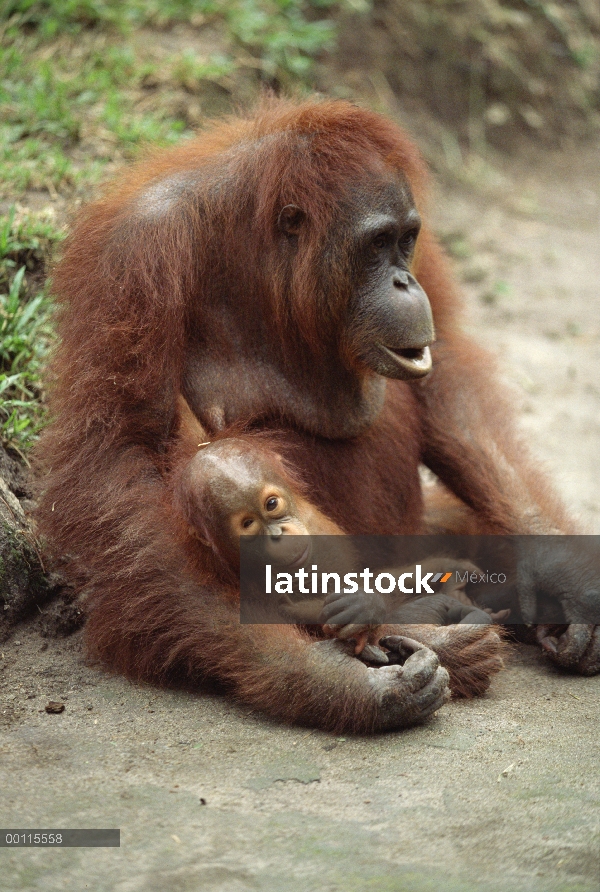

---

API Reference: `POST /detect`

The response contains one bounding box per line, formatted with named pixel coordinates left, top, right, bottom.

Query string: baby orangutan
left=172, top=426, right=506, bottom=656
left=172, top=435, right=380, bottom=649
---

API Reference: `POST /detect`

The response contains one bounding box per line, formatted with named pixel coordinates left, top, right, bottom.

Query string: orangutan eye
left=371, top=232, right=389, bottom=251
left=265, top=497, right=279, bottom=512
left=242, top=518, right=255, bottom=529
left=399, top=229, right=418, bottom=252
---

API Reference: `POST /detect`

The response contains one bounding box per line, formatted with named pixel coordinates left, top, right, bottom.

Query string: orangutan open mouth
left=380, top=344, right=432, bottom=377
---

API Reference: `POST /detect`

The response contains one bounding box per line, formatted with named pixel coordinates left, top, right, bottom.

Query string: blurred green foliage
left=1, top=0, right=347, bottom=82
left=0, top=0, right=356, bottom=197
left=364, top=0, right=599, bottom=147
left=0, top=208, right=60, bottom=451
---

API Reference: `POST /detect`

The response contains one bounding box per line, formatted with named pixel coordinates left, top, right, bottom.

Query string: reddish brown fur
left=167, top=406, right=342, bottom=588
left=35, top=97, right=577, bottom=732
left=168, top=415, right=500, bottom=652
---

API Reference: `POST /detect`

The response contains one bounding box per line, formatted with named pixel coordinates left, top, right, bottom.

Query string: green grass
left=0, top=0, right=355, bottom=195
left=0, top=207, right=62, bottom=452
left=0, top=38, right=191, bottom=199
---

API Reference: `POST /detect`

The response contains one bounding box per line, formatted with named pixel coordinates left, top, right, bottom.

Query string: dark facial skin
left=343, top=179, right=433, bottom=380
left=183, top=172, right=433, bottom=438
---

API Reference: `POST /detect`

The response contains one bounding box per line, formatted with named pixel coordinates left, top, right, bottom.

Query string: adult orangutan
left=35, top=98, right=599, bottom=733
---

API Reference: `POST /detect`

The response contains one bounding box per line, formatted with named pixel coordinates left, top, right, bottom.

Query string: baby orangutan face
left=233, top=485, right=308, bottom=540
left=180, top=439, right=312, bottom=569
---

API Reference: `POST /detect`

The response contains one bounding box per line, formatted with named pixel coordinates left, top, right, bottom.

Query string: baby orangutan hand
left=320, top=588, right=387, bottom=654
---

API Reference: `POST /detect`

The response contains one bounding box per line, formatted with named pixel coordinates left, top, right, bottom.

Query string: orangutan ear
left=277, top=204, right=305, bottom=237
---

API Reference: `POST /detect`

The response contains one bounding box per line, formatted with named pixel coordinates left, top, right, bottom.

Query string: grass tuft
left=0, top=207, right=63, bottom=452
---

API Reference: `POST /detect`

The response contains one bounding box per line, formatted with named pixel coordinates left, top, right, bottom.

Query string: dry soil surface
left=1, top=146, right=599, bottom=892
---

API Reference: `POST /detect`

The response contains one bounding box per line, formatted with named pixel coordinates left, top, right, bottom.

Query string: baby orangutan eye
left=265, top=497, right=279, bottom=512
left=242, top=517, right=255, bottom=529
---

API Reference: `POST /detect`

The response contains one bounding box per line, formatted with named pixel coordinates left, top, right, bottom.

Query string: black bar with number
left=0, top=830, right=120, bottom=847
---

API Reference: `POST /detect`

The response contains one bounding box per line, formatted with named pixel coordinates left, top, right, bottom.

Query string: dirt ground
left=1, top=144, right=599, bottom=892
